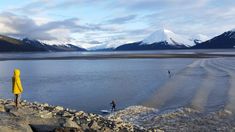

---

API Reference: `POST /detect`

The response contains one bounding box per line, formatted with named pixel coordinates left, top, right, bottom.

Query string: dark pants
left=112, top=105, right=116, bottom=111
left=15, top=94, right=20, bottom=108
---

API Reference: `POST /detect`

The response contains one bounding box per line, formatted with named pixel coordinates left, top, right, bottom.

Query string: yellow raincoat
left=12, top=69, right=23, bottom=94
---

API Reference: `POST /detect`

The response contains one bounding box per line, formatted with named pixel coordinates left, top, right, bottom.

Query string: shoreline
left=0, top=98, right=144, bottom=132
left=0, top=98, right=235, bottom=131
left=0, top=53, right=234, bottom=61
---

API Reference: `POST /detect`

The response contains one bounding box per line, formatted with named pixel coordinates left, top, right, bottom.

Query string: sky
left=0, top=0, right=235, bottom=49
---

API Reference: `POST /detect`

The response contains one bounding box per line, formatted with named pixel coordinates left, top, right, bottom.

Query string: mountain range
left=0, top=28, right=235, bottom=52
left=192, top=30, right=235, bottom=49
left=116, top=28, right=235, bottom=50
left=0, top=35, right=86, bottom=52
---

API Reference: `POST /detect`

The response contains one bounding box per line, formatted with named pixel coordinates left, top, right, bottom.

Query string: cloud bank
left=0, top=0, right=235, bottom=48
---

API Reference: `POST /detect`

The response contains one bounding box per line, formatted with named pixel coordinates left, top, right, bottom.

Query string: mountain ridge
left=0, top=35, right=86, bottom=52
left=116, top=28, right=235, bottom=51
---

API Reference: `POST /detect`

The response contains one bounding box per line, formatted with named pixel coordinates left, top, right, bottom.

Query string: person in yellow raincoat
left=12, top=69, right=23, bottom=108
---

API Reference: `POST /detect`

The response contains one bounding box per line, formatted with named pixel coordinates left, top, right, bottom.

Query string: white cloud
left=1, top=0, right=235, bottom=49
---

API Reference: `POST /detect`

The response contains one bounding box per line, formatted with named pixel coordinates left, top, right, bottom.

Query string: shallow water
left=0, top=57, right=192, bottom=113
left=0, top=51, right=234, bottom=114
left=144, top=57, right=235, bottom=113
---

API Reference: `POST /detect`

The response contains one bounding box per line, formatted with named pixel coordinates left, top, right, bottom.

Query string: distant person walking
left=110, top=100, right=116, bottom=112
left=168, top=70, right=171, bottom=78
left=12, top=69, right=23, bottom=108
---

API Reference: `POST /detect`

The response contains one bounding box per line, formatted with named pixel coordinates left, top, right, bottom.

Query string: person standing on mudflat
left=110, top=100, right=116, bottom=112
left=168, top=70, right=171, bottom=78
left=12, top=69, right=23, bottom=108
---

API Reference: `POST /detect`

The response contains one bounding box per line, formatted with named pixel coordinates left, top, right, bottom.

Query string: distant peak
left=153, top=28, right=174, bottom=34
left=142, top=28, right=195, bottom=47
left=163, top=28, right=173, bottom=33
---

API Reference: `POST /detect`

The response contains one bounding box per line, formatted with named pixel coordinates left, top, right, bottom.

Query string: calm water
left=0, top=54, right=193, bottom=113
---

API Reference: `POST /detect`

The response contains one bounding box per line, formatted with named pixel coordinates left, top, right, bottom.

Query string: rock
left=62, top=118, right=81, bottom=129
left=44, top=106, right=54, bottom=112
left=75, top=111, right=85, bottom=117
left=20, top=102, right=26, bottom=106
left=4, top=105, right=15, bottom=112
left=55, top=106, right=64, bottom=111
left=100, top=127, right=113, bottom=132
left=0, top=112, right=32, bottom=132
left=54, top=127, right=83, bottom=132
left=30, top=124, right=57, bottom=132
left=88, top=120, right=101, bottom=130
left=33, top=101, right=38, bottom=105
left=0, top=99, right=4, bottom=103
left=224, top=110, right=232, bottom=115
left=69, top=109, right=77, bottom=114
left=56, top=111, right=64, bottom=116
left=0, top=105, right=5, bottom=112
left=39, top=111, right=53, bottom=119
left=5, top=99, right=14, bottom=105
left=62, top=111, right=73, bottom=118
left=43, top=103, right=49, bottom=107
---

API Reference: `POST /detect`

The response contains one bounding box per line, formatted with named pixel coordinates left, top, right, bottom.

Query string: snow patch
left=193, top=34, right=210, bottom=42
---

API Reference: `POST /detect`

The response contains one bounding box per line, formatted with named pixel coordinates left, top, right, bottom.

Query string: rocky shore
left=108, top=106, right=235, bottom=131
left=0, top=99, right=144, bottom=132
left=1, top=99, right=235, bottom=132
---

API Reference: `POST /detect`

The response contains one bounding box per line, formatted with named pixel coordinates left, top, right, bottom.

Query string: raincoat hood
left=12, top=69, right=23, bottom=94
left=14, top=69, right=20, bottom=77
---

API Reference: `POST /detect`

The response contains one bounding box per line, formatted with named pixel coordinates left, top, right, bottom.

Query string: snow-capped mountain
left=0, top=35, right=86, bottom=52
left=193, top=34, right=210, bottom=43
left=116, top=28, right=197, bottom=51
left=22, top=38, right=86, bottom=51
left=192, top=29, right=235, bottom=49
left=87, top=38, right=128, bottom=51
left=141, top=29, right=195, bottom=47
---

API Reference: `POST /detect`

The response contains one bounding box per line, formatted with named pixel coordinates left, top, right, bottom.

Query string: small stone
left=75, top=111, right=85, bottom=117
left=42, top=103, right=49, bottom=107
left=224, top=110, right=232, bottom=115
left=69, top=109, right=77, bottom=114
left=38, top=111, right=52, bottom=118
left=52, top=112, right=57, bottom=116
left=62, top=111, right=73, bottom=118
left=20, top=102, right=26, bottom=106
left=0, top=105, right=5, bottom=112
left=55, top=106, right=64, bottom=111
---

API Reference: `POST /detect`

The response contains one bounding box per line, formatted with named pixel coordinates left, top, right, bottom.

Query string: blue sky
left=0, top=0, right=235, bottom=48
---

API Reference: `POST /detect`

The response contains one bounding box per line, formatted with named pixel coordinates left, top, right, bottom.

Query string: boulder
left=5, top=105, right=16, bottom=113
left=62, top=118, right=81, bottom=129
left=0, top=112, right=32, bottom=132
left=55, top=106, right=64, bottom=111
